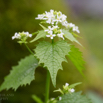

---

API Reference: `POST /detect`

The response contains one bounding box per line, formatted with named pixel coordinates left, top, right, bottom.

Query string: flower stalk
left=24, top=43, right=34, bottom=55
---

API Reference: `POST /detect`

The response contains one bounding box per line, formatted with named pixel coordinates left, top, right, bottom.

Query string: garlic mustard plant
left=0, top=10, right=91, bottom=103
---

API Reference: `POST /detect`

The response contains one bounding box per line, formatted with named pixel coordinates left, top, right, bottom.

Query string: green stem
left=45, top=70, right=50, bottom=103
left=24, top=43, right=34, bottom=55
left=52, top=39, right=54, bottom=43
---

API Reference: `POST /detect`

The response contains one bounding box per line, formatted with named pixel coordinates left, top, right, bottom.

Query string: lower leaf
left=57, top=92, right=92, bottom=103
left=0, top=55, right=38, bottom=91
left=67, top=45, right=85, bottom=75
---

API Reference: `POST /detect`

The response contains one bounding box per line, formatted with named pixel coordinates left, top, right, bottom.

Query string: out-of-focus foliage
left=78, top=20, right=103, bottom=92
left=86, top=91, right=103, bottom=103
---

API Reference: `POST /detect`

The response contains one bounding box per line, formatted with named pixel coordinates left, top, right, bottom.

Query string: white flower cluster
left=63, top=22, right=80, bottom=33
left=64, top=83, right=75, bottom=93
left=35, top=10, right=80, bottom=39
left=12, top=32, right=32, bottom=40
left=36, top=9, right=67, bottom=25
left=44, top=26, right=64, bottom=39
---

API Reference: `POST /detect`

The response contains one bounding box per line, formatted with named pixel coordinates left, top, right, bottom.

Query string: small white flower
left=56, top=15, right=62, bottom=23
left=46, top=18, right=52, bottom=24
left=45, top=26, right=57, bottom=39
left=12, top=32, right=32, bottom=40
left=45, top=26, right=53, bottom=34
left=12, top=32, right=20, bottom=40
left=35, top=14, right=45, bottom=20
left=57, top=33, right=64, bottom=39
left=52, top=26, right=59, bottom=29
left=46, top=34, right=56, bottom=39
left=57, top=30, right=64, bottom=39
left=68, top=23, right=80, bottom=33
left=22, top=31, right=32, bottom=38
left=61, top=14, right=67, bottom=22
left=72, top=26, right=80, bottom=33
left=12, top=36, right=15, bottom=40
left=70, top=88, right=75, bottom=93
left=59, top=97, right=62, bottom=101
left=68, top=23, right=75, bottom=28
left=62, top=21, right=68, bottom=27
left=51, top=98, right=55, bottom=100
left=65, top=83, right=69, bottom=87
left=29, top=34, right=32, bottom=37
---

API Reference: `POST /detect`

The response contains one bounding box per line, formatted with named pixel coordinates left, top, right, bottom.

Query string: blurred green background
left=0, top=0, right=103, bottom=103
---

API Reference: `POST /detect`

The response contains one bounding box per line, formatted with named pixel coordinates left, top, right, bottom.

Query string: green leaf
left=32, top=95, right=43, bottom=103
left=34, top=40, right=71, bottom=87
left=67, top=45, right=85, bottom=75
left=0, top=55, right=38, bottom=91
left=32, top=31, right=39, bottom=36
left=54, top=88, right=64, bottom=94
left=39, top=24, right=47, bottom=30
left=30, top=30, right=47, bottom=43
left=57, top=92, right=92, bottom=103
left=69, top=82, right=82, bottom=88
left=62, top=29, right=82, bottom=46
left=72, top=32, right=82, bottom=38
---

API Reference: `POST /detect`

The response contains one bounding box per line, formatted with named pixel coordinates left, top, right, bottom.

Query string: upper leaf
left=57, top=92, right=92, bottom=103
left=0, top=55, right=38, bottom=91
left=30, top=30, right=47, bottom=43
left=62, top=29, right=82, bottom=46
left=34, top=40, right=71, bottom=87
left=67, top=45, right=85, bottom=75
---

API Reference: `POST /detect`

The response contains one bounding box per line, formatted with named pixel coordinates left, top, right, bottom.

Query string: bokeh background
left=0, top=0, right=103, bottom=103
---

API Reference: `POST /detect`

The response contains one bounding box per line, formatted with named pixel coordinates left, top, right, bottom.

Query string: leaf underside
left=34, top=40, right=71, bottom=87
left=68, top=45, right=85, bottom=75
left=57, top=92, right=92, bottom=103
left=62, top=29, right=82, bottom=46
left=0, top=55, right=38, bottom=91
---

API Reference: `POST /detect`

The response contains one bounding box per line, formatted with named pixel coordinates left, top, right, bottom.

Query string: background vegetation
left=0, top=0, right=103, bottom=103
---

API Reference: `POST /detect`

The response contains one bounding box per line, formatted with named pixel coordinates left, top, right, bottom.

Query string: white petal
left=12, top=36, right=15, bottom=40
left=45, top=29, right=49, bottom=32
left=59, top=97, right=62, bottom=101
left=29, top=34, right=32, bottom=37
left=46, top=35, right=50, bottom=37
left=65, top=83, right=69, bottom=86
left=70, top=89, right=75, bottom=93
left=48, top=31, right=53, bottom=35
left=52, top=34, right=56, bottom=37
left=51, top=37, right=53, bottom=39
